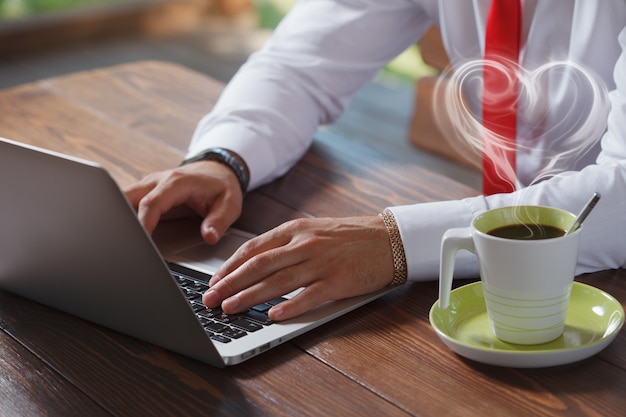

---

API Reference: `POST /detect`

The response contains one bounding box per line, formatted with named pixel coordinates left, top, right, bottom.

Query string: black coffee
left=487, top=224, right=566, bottom=240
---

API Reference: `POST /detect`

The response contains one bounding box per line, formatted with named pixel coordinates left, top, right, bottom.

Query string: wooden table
left=0, top=61, right=624, bottom=417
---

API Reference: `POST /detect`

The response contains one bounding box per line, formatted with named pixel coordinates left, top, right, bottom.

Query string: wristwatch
left=181, top=148, right=250, bottom=194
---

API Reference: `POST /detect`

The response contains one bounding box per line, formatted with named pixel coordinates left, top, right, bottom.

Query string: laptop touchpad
left=169, top=228, right=253, bottom=272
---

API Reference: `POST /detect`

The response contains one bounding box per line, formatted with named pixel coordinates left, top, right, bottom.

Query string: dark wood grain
left=293, top=278, right=626, bottom=416
left=0, top=61, right=624, bottom=417
left=0, top=328, right=112, bottom=417
left=38, top=61, right=218, bottom=153
left=0, top=290, right=407, bottom=417
left=0, top=85, right=181, bottom=187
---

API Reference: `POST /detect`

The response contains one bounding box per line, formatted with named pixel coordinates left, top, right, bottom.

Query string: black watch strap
left=181, top=148, right=249, bottom=194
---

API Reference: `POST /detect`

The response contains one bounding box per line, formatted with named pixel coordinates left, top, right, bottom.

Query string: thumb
left=200, top=205, right=240, bottom=245
left=200, top=218, right=224, bottom=245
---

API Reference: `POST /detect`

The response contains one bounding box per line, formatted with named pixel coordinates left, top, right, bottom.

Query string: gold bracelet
left=379, top=210, right=408, bottom=286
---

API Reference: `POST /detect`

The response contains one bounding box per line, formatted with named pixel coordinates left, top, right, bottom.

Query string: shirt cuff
left=387, top=197, right=486, bottom=281
left=188, top=122, right=279, bottom=191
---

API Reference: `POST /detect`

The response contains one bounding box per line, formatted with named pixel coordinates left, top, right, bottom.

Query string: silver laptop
left=0, top=137, right=396, bottom=367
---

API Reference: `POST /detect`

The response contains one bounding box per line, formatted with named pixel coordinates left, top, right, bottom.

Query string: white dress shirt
left=188, top=0, right=626, bottom=280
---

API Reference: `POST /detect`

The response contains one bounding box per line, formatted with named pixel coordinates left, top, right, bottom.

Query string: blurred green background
left=0, top=0, right=434, bottom=82
left=0, top=0, right=132, bottom=19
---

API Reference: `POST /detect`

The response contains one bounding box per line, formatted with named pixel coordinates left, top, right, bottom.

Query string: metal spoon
left=565, top=192, right=601, bottom=235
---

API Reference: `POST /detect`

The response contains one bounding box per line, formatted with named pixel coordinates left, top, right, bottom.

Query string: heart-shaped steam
left=432, top=60, right=610, bottom=189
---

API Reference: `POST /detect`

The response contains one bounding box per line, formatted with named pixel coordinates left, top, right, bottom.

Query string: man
left=125, top=1, right=626, bottom=321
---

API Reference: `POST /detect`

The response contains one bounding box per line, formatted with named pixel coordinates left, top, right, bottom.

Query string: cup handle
left=439, top=227, right=475, bottom=309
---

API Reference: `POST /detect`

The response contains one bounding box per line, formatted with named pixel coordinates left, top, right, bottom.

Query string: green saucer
left=429, top=282, right=624, bottom=368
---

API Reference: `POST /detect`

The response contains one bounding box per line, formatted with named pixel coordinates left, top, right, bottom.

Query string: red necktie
left=482, top=0, right=521, bottom=195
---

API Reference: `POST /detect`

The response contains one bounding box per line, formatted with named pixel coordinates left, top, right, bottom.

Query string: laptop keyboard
left=169, top=264, right=286, bottom=344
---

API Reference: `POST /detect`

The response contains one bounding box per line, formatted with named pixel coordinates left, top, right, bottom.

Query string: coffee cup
left=438, top=205, right=581, bottom=345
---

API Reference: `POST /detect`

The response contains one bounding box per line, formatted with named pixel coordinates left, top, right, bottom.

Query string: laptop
left=0, top=137, right=397, bottom=367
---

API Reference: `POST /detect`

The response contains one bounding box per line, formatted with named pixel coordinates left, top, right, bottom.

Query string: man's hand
left=202, top=216, right=395, bottom=321
left=124, top=161, right=244, bottom=244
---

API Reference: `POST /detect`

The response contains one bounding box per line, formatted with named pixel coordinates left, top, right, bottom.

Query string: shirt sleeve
left=389, top=25, right=626, bottom=282
left=187, top=0, right=434, bottom=189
